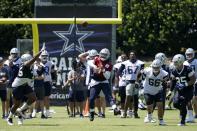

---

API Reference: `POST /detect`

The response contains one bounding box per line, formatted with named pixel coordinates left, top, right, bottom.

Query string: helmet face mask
left=40, top=51, right=49, bottom=62
left=99, top=48, right=110, bottom=61
left=155, top=52, right=166, bottom=65
left=172, top=54, right=185, bottom=69
left=185, top=48, right=195, bottom=60
left=151, top=59, right=161, bottom=74
left=10, top=48, right=19, bottom=59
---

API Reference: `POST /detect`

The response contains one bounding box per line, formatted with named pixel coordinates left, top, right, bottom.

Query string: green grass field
left=0, top=106, right=197, bottom=131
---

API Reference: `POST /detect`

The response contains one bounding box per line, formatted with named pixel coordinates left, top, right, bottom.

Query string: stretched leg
left=89, top=84, right=101, bottom=121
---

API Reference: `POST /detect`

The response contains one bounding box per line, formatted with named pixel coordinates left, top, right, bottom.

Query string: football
left=81, top=21, right=88, bottom=27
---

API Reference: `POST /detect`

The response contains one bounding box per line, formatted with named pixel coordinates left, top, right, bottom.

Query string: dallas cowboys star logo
left=53, top=24, right=94, bottom=56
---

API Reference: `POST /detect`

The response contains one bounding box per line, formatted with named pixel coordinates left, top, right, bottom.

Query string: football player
left=168, top=54, right=196, bottom=126
left=118, top=51, right=144, bottom=118
left=88, top=48, right=117, bottom=121
left=7, top=49, right=44, bottom=125
left=40, top=50, right=55, bottom=118
left=143, top=59, right=168, bottom=125
left=184, top=48, right=197, bottom=122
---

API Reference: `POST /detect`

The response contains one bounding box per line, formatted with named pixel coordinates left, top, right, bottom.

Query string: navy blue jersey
left=171, top=65, right=194, bottom=93
left=8, top=57, right=22, bottom=85
left=0, top=66, right=9, bottom=90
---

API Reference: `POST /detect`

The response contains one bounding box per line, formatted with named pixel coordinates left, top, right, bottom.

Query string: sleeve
left=188, top=67, right=195, bottom=77
left=117, top=64, right=125, bottom=77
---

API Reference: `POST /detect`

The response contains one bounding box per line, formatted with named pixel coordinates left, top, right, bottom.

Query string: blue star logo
left=53, top=24, right=94, bottom=56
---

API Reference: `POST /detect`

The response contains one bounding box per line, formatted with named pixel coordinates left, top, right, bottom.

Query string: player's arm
left=25, top=51, right=43, bottom=67
left=78, top=51, right=89, bottom=62
left=188, top=73, right=196, bottom=87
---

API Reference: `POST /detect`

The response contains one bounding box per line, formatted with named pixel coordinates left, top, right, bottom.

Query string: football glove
left=175, top=83, right=185, bottom=90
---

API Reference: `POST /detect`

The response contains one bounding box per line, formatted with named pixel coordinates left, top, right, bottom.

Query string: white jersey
left=143, top=67, right=168, bottom=95
left=113, top=62, right=126, bottom=87
left=184, top=59, right=197, bottom=79
left=13, top=57, right=22, bottom=67
left=42, top=61, right=53, bottom=82
left=121, top=60, right=144, bottom=81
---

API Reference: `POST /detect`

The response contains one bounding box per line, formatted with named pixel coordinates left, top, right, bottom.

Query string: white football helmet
left=40, top=50, right=49, bottom=62
left=155, top=52, right=166, bottom=65
left=10, top=48, right=19, bottom=58
left=88, top=49, right=98, bottom=59
left=151, top=59, right=162, bottom=73
left=185, top=48, right=195, bottom=60
left=99, top=48, right=110, bottom=61
left=172, top=54, right=185, bottom=68
left=21, top=53, right=32, bottom=63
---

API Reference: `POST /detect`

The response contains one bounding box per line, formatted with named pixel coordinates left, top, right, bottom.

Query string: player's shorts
left=69, top=90, right=85, bottom=102
left=13, top=85, right=34, bottom=100
left=0, top=90, right=7, bottom=101
left=119, top=86, right=126, bottom=104
left=44, top=81, right=52, bottom=97
left=126, top=83, right=135, bottom=96
left=34, top=80, right=45, bottom=100
left=144, top=91, right=164, bottom=105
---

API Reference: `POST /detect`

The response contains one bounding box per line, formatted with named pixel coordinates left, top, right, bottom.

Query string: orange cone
left=83, top=98, right=89, bottom=117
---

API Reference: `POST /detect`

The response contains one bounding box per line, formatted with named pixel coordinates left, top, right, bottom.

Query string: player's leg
left=124, top=83, right=135, bottom=118
left=193, top=84, right=197, bottom=118
left=101, top=83, right=118, bottom=115
left=119, top=86, right=126, bottom=117
left=133, top=94, right=140, bottom=118
left=44, top=82, right=52, bottom=118
left=89, top=84, right=101, bottom=121
left=144, top=93, right=155, bottom=123
left=7, top=86, right=23, bottom=125
left=156, top=91, right=165, bottom=125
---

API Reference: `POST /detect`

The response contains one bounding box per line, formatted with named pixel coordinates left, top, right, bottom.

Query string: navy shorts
left=44, top=82, right=52, bottom=97
left=34, top=80, right=45, bottom=100
left=13, top=85, right=34, bottom=100
left=69, top=90, right=85, bottom=102
left=0, top=90, right=7, bottom=101
left=144, top=91, right=164, bottom=105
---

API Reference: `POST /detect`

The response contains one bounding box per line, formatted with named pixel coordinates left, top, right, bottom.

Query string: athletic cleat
left=120, top=112, right=126, bottom=118
left=177, top=122, right=186, bottom=126
left=114, top=108, right=121, bottom=116
left=7, top=118, right=13, bottom=126
left=89, top=112, right=94, bottom=121
left=144, top=116, right=156, bottom=123
left=159, top=120, right=166, bottom=126
left=31, top=111, right=36, bottom=118
left=127, top=110, right=133, bottom=118
left=17, top=117, right=23, bottom=125
left=41, top=114, right=47, bottom=119
left=134, top=113, right=140, bottom=119
left=80, top=114, right=84, bottom=118
left=186, top=118, right=195, bottom=123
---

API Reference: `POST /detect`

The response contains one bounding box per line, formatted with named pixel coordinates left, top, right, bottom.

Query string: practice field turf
left=0, top=106, right=197, bottom=131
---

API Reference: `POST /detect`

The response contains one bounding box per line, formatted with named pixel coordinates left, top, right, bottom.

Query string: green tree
left=0, top=0, right=33, bottom=55
left=117, top=0, right=197, bottom=56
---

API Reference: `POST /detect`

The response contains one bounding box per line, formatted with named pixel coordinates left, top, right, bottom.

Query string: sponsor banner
left=36, top=5, right=112, bottom=106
